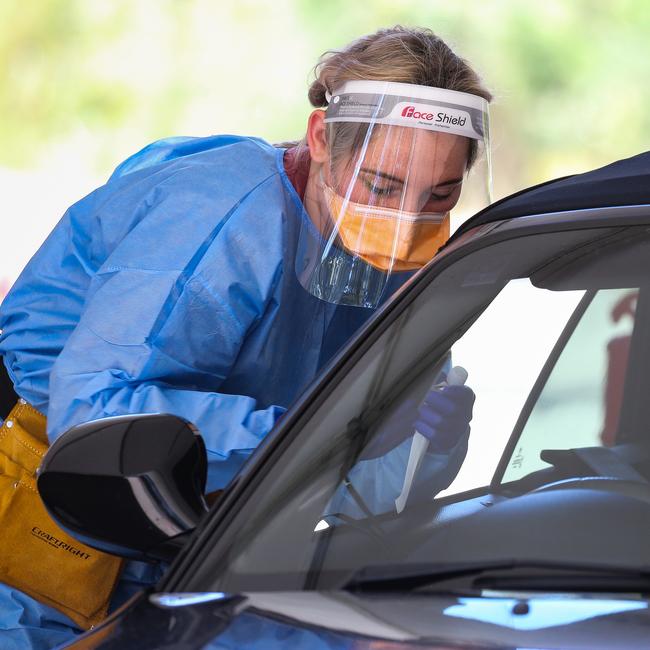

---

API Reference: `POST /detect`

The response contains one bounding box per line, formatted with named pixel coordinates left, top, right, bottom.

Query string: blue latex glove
left=360, top=384, right=475, bottom=460
left=415, top=384, right=475, bottom=453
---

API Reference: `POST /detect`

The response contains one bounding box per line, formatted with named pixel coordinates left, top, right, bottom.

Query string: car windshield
left=189, top=223, right=650, bottom=593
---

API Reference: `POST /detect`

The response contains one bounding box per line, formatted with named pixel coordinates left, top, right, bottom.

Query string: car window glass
left=434, top=278, right=585, bottom=497
left=502, top=288, right=637, bottom=483
left=187, top=225, right=650, bottom=595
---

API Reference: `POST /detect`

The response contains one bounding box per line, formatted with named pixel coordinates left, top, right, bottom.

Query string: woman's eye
left=430, top=183, right=462, bottom=204
left=362, top=179, right=398, bottom=196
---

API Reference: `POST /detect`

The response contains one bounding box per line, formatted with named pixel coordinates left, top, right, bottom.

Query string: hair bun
left=308, top=80, right=329, bottom=108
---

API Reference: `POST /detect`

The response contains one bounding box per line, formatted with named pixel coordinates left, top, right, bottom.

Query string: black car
left=40, top=151, right=650, bottom=649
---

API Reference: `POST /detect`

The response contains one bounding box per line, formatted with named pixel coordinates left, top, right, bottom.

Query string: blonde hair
left=281, top=26, right=492, bottom=169
left=308, top=26, right=492, bottom=108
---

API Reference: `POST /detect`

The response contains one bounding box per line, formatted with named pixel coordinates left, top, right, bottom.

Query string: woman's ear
left=306, top=110, right=328, bottom=163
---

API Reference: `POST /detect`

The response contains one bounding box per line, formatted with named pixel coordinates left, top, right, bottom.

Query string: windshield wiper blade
left=344, top=559, right=650, bottom=593
left=475, top=571, right=650, bottom=593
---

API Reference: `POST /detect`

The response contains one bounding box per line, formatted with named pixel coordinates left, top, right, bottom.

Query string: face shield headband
left=297, top=80, right=491, bottom=308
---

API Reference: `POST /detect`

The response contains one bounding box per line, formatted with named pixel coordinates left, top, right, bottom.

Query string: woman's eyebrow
left=359, top=167, right=463, bottom=190
left=359, top=167, right=405, bottom=184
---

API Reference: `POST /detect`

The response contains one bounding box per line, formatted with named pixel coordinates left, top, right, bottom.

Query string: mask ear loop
left=318, top=166, right=329, bottom=190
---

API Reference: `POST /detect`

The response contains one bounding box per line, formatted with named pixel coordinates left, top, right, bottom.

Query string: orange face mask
left=323, top=183, right=450, bottom=272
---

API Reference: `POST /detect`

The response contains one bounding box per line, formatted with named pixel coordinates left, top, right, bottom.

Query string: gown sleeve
left=324, top=431, right=469, bottom=520
left=47, top=166, right=287, bottom=493
left=324, top=355, right=469, bottom=519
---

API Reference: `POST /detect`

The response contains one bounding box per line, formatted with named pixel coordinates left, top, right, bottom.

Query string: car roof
left=451, top=150, right=650, bottom=242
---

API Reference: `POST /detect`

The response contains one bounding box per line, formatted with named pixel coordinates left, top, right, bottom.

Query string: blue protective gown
left=0, top=135, right=462, bottom=648
left=1, top=135, right=389, bottom=486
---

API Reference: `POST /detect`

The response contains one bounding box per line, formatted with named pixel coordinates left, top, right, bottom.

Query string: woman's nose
left=399, top=190, right=430, bottom=214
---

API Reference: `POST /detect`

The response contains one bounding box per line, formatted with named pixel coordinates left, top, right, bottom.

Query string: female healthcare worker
left=0, top=26, right=492, bottom=649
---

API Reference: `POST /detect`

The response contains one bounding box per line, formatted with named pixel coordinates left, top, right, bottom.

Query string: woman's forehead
left=359, top=129, right=470, bottom=179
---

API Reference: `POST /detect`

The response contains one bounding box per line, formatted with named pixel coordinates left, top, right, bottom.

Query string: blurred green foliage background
left=1, top=0, right=649, bottom=287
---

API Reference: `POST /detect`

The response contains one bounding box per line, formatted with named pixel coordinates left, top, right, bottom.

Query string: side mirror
left=37, top=413, right=209, bottom=562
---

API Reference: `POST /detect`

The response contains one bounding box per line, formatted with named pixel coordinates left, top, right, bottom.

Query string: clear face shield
left=296, top=80, right=491, bottom=308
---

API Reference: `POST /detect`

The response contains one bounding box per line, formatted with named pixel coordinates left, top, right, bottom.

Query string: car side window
left=430, top=278, right=586, bottom=498
left=501, top=288, right=637, bottom=483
